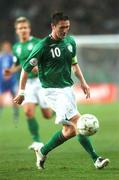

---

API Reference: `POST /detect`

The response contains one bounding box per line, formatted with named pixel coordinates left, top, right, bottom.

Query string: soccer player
left=14, top=12, right=110, bottom=170
left=5, top=17, right=52, bottom=147
left=0, top=41, right=19, bottom=122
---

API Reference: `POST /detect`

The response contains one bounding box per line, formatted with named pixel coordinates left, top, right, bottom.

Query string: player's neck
left=19, top=36, right=30, bottom=43
left=51, top=32, right=59, bottom=41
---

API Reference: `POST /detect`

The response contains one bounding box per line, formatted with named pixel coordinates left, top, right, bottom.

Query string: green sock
left=41, top=130, right=67, bottom=155
left=77, top=134, right=99, bottom=162
left=27, top=117, right=40, bottom=142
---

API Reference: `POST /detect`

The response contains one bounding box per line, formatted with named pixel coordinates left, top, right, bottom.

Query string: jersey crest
left=27, top=43, right=33, bottom=51
left=29, top=58, right=38, bottom=66
left=16, top=46, right=22, bottom=56
left=67, top=44, right=73, bottom=53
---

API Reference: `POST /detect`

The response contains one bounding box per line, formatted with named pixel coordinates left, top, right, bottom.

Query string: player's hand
left=80, top=82, right=90, bottom=99
left=13, top=95, right=24, bottom=105
left=32, top=66, right=38, bottom=74
left=4, top=69, right=12, bottom=76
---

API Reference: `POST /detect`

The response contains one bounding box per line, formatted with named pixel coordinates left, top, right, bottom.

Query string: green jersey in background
left=13, top=36, right=40, bottom=79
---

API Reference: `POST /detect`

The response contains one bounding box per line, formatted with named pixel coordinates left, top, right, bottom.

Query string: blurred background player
left=4, top=17, right=53, bottom=148
left=0, top=41, right=19, bottom=123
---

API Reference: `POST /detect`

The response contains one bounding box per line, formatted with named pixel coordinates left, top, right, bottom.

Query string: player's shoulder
left=30, top=36, right=41, bottom=43
left=13, top=41, right=20, bottom=49
left=34, top=36, right=49, bottom=47
left=65, top=35, right=76, bottom=43
left=12, top=41, right=21, bottom=53
left=0, top=53, right=13, bottom=62
left=65, top=35, right=76, bottom=48
left=40, top=36, right=49, bottom=43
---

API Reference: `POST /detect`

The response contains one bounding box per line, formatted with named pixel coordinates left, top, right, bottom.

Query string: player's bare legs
left=40, top=108, right=53, bottom=119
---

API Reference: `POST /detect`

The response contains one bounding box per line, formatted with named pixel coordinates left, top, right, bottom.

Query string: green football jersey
left=13, top=36, right=40, bottom=78
left=23, top=35, right=78, bottom=88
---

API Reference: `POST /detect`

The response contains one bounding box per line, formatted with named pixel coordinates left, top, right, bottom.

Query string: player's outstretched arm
left=72, top=63, right=90, bottom=99
left=14, top=69, right=28, bottom=105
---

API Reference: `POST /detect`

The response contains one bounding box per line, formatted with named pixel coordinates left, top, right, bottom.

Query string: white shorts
left=23, top=78, right=49, bottom=108
left=43, top=86, right=79, bottom=125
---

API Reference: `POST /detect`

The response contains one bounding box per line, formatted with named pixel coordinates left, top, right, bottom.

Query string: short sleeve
left=23, top=41, right=44, bottom=72
left=70, top=36, right=76, bottom=58
left=72, top=56, right=78, bottom=65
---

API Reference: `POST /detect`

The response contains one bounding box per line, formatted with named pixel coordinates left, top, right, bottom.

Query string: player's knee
left=41, top=109, right=53, bottom=119
left=43, top=112, right=52, bottom=119
left=62, top=125, right=76, bottom=139
left=24, top=109, right=34, bottom=118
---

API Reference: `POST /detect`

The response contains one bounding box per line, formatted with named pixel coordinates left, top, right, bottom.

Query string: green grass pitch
left=0, top=103, right=119, bottom=180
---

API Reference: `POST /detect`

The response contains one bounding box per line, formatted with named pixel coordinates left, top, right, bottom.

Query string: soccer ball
left=77, top=114, right=99, bottom=136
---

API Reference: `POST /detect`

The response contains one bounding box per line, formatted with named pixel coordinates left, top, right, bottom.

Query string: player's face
left=16, top=22, right=31, bottom=41
left=52, top=20, right=70, bottom=39
left=1, top=42, right=12, bottom=53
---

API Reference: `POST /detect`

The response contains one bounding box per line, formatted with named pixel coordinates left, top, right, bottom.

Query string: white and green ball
left=77, top=114, right=99, bottom=136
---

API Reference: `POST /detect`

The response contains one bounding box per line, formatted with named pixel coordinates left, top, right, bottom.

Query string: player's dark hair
left=14, top=16, right=31, bottom=28
left=51, top=12, right=69, bottom=25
